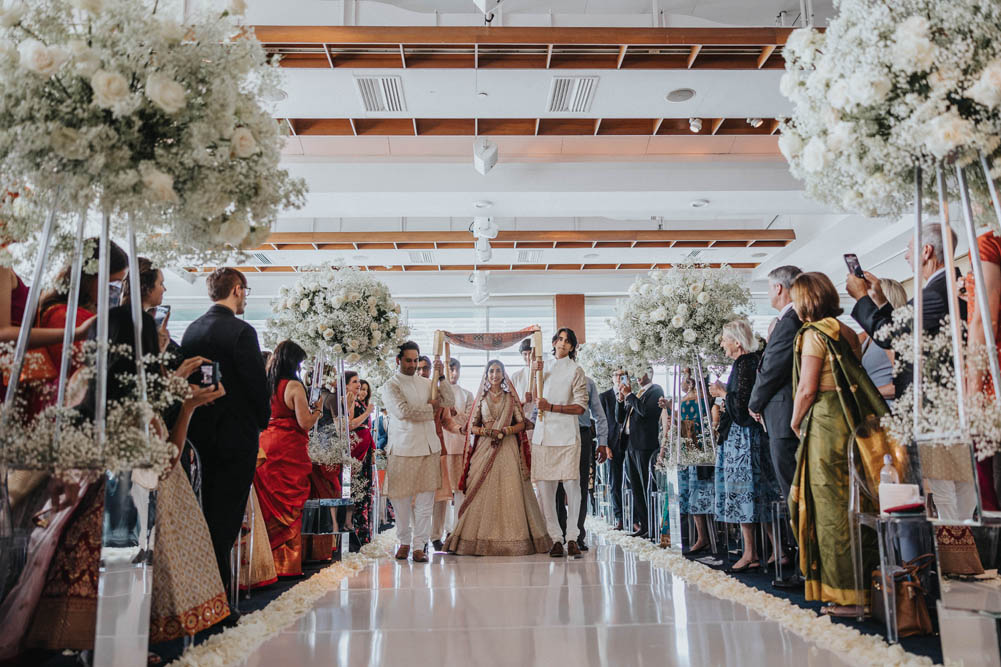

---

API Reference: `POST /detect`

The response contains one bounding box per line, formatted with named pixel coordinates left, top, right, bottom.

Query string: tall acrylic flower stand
left=0, top=207, right=161, bottom=667
left=908, top=160, right=1001, bottom=665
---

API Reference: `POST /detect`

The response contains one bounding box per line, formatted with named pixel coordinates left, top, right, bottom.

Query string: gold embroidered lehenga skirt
left=446, top=435, right=552, bottom=556
left=149, top=463, right=230, bottom=642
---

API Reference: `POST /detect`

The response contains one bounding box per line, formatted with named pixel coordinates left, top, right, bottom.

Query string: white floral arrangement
left=878, top=308, right=1001, bottom=460
left=0, top=0, right=306, bottom=264
left=307, top=421, right=370, bottom=503
left=266, top=268, right=410, bottom=367
left=780, top=0, right=1001, bottom=227
left=614, top=263, right=751, bottom=366
left=657, top=436, right=716, bottom=468
left=0, top=343, right=187, bottom=473
left=577, top=339, right=636, bottom=389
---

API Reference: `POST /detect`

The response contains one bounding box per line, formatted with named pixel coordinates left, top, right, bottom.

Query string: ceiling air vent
left=685, top=250, right=703, bottom=261
left=252, top=252, right=273, bottom=265
left=408, top=250, right=437, bottom=265
left=517, top=250, right=544, bottom=263
left=547, top=76, right=598, bottom=113
left=355, top=75, right=407, bottom=113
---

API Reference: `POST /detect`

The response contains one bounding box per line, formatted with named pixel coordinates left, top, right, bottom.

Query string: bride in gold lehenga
left=443, top=360, right=552, bottom=557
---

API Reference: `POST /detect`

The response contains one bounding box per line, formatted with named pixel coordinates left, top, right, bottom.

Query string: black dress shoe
left=630, top=529, right=648, bottom=538
left=578, top=542, right=589, bottom=551
left=432, top=539, right=444, bottom=552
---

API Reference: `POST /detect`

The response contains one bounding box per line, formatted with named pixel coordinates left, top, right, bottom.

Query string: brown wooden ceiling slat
left=265, top=229, right=796, bottom=244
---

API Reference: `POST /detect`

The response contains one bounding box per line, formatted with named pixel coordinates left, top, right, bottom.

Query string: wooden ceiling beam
left=757, top=45, right=776, bottom=69
left=686, top=45, right=701, bottom=68
left=264, top=229, right=795, bottom=244
left=254, top=26, right=797, bottom=47
left=284, top=117, right=783, bottom=137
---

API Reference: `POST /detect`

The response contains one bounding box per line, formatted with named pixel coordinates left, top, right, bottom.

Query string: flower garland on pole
left=779, top=0, right=1001, bottom=227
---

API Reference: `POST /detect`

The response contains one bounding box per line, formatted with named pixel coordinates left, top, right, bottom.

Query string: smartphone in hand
left=844, top=253, right=865, bottom=279
left=152, top=304, right=171, bottom=328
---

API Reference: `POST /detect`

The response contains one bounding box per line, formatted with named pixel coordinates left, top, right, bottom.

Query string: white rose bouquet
left=780, top=0, right=1001, bottom=228
left=614, top=264, right=751, bottom=366
left=266, top=268, right=410, bottom=367
left=0, top=0, right=306, bottom=264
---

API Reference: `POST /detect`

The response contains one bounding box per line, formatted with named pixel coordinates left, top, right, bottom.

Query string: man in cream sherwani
left=532, top=328, right=588, bottom=559
left=430, top=357, right=475, bottom=550
left=383, top=341, right=454, bottom=562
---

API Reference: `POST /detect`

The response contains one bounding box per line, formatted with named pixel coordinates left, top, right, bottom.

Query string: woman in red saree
left=254, top=341, right=323, bottom=577
left=443, top=360, right=551, bottom=556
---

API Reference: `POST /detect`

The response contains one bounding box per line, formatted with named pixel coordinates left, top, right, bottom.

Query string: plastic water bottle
left=879, top=454, right=899, bottom=485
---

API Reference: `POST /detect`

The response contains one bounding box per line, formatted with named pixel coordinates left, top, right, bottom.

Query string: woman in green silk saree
left=788, top=273, right=893, bottom=615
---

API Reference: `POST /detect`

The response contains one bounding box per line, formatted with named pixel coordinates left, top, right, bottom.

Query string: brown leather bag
left=870, top=553, right=934, bottom=638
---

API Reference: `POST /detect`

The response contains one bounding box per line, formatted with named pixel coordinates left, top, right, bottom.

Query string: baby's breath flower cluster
left=266, top=268, right=410, bottom=368
left=0, top=0, right=306, bottom=265
left=0, top=342, right=187, bottom=473
left=614, top=263, right=751, bottom=366
left=780, top=0, right=1001, bottom=228
left=879, top=308, right=1001, bottom=460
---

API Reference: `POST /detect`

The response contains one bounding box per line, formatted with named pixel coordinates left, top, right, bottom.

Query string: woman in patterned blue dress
left=679, top=379, right=715, bottom=552
left=710, top=320, right=782, bottom=572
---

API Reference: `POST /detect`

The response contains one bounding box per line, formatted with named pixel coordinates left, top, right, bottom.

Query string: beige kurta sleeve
left=570, top=366, right=588, bottom=409
left=436, top=374, right=455, bottom=409
left=382, top=379, right=434, bottom=422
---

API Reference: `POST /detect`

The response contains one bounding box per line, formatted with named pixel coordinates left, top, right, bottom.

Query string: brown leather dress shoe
left=566, top=541, right=582, bottom=559
left=412, top=549, right=428, bottom=563
left=395, top=545, right=410, bottom=560
left=549, top=541, right=564, bottom=557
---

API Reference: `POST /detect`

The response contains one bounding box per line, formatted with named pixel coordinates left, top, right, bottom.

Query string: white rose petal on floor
left=167, top=530, right=397, bottom=667
left=585, top=519, right=938, bottom=667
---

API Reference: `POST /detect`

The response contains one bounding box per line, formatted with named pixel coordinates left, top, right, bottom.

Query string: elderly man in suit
left=847, top=223, right=966, bottom=398
left=616, top=368, right=664, bottom=539
left=182, top=268, right=270, bottom=609
left=749, top=265, right=803, bottom=500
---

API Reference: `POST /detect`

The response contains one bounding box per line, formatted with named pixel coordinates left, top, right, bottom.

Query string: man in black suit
left=182, top=268, right=270, bottom=605
left=847, top=223, right=966, bottom=398
left=598, top=370, right=624, bottom=529
left=615, top=367, right=664, bottom=538
left=748, top=265, right=802, bottom=500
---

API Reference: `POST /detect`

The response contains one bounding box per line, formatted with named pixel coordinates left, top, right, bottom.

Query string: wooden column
left=554, top=294, right=586, bottom=344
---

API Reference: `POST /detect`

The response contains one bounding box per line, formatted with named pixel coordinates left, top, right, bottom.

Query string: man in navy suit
left=599, top=370, right=624, bottom=529
left=182, top=268, right=270, bottom=604
left=847, top=223, right=966, bottom=398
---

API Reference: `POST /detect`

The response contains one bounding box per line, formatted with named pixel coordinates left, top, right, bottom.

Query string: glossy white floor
left=242, top=535, right=855, bottom=667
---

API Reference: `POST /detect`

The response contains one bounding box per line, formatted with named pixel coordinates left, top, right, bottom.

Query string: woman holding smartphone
left=122, top=257, right=179, bottom=367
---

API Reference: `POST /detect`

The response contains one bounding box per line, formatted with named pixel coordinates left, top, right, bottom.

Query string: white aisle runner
left=241, top=537, right=852, bottom=667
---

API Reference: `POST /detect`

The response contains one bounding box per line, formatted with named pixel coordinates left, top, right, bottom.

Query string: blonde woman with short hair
left=708, top=319, right=783, bottom=572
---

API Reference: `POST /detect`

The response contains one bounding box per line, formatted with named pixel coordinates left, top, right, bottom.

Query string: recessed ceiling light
left=689, top=198, right=710, bottom=208
left=477, top=91, right=488, bottom=98
left=352, top=255, right=368, bottom=262
left=666, top=88, right=696, bottom=103
left=473, top=200, right=493, bottom=209
left=752, top=252, right=768, bottom=258
left=583, top=253, right=599, bottom=260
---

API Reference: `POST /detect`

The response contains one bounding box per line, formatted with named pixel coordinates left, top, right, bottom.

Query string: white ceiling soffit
left=274, top=69, right=789, bottom=120
left=243, top=0, right=836, bottom=28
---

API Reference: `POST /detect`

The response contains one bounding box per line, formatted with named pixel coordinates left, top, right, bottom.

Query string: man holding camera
left=181, top=268, right=270, bottom=612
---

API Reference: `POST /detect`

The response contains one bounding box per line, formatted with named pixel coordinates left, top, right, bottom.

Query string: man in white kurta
left=383, top=342, right=454, bottom=562
left=532, top=328, right=589, bottom=558
left=431, top=357, right=475, bottom=548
